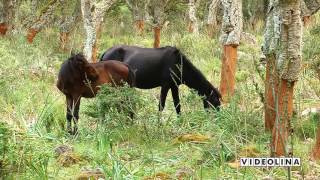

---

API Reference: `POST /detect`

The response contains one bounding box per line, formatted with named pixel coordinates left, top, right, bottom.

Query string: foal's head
left=57, top=53, right=98, bottom=95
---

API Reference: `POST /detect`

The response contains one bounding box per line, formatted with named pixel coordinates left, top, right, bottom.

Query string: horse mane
left=175, top=48, right=221, bottom=99
left=57, top=53, right=91, bottom=91
left=67, top=53, right=89, bottom=69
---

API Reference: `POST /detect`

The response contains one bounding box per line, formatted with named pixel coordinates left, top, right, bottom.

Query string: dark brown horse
left=57, top=53, right=135, bottom=134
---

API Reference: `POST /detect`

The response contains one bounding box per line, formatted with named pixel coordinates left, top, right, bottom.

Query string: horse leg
left=66, top=95, right=81, bottom=135
left=72, top=96, right=81, bottom=135
left=66, top=96, right=74, bottom=134
left=171, top=85, right=181, bottom=115
left=159, top=86, right=170, bottom=112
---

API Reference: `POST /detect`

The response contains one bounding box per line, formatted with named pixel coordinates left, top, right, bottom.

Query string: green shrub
left=85, top=83, right=144, bottom=127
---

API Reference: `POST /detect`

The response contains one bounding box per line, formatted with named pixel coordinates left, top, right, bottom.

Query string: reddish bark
left=153, top=26, right=161, bottom=48
left=59, top=32, right=70, bottom=51
left=312, top=70, right=320, bottom=160
left=135, top=20, right=144, bottom=35
left=219, top=44, right=238, bottom=102
left=0, top=23, right=8, bottom=35
left=265, top=57, right=295, bottom=156
left=188, top=21, right=194, bottom=33
left=26, top=28, right=39, bottom=43
left=265, top=56, right=276, bottom=131
left=271, top=79, right=295, bottom=156
left=303, top=16, right=311, bottom=27
left=312, top=124, right=320, bottom=160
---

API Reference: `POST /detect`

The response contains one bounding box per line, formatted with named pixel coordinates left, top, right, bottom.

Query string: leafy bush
left=85, top=83, right=144, bottom=127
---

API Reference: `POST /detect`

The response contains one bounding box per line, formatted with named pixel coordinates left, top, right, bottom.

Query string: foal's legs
left=66, top=95, right=81, bottom=135
left=159, top=86, right=170, bottom=111
left=72, top=97, right=81, bottom=134
left=66, top=96, right=73, bottom=134
left=171, top=85, right=181, bottom=114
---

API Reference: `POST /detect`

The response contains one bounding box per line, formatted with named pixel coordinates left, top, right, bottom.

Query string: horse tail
left=99, top=51, right=106, bottom=61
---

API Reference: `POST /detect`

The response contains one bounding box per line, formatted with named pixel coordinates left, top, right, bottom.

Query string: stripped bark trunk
left=81, top=0, right=115, bottom=62
left=265, top=55, right=277, bottom=130
left=0, top=0, right=15, bottom=35
left=59, top=0, right=81, bottom=51
left=153, top=26, right=161, bottom=48
left=312, top=59, right=320, bottom=160
left=126, top=0, right=148, bottom=35
left=26, top=0, right=60, bottom=43
left=313, top=122, right=320, bottom=160
left=262, top=0, right=302, bottom=156
left=206, top=0, right=220, bottom=37
left=188, top=0, right=198, bottom=35
left=149, top=0, right=166, bottom=48
left=219, top=0, right=242, bottom=102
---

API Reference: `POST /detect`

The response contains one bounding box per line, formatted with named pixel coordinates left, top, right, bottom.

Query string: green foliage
left=0, top=122, right=11, bottom=176
left=1, top=6, right=320, bottom=178
left=25, top=153, right=50, bottom=180
left=85, top=83, right=144, bottom=125
left=296, top=113, right=320, bottom=139
left=304, top=26, right=320, bottom=77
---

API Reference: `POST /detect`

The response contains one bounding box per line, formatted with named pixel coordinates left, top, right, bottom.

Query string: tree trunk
left=206, top=0, right=220, bottom=37
left=0, top=0, right=15, bottom=36
left=265, top=55, right=277, bottom=130
left=153, top=26, right=161, bottom=48
left=188, top=0, right=199, bottom=35
left=220, top=45, right=237, bottom=99
left=312, top=122, right=320, bottom=160
left=135, top=20, right=144, bottom=35
left=149, top=0, right=166, bottom=48
left=26, top=0, right=60, bottom=43
left=81, top=0, right=115, bottom=62
left=59, top=0, right=81, bottom=51
left=262, top=0, right=302, bottom=156
left=219, top=0, right=242, bottom=102
left=303, top=0, right=320, bottom=15
left=126, top=0, right=147, bottom=35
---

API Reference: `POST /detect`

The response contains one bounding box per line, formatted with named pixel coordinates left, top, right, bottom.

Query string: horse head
left=203, top=86, right=222, bottom=111
left=69, top=53, right=99, bottom=82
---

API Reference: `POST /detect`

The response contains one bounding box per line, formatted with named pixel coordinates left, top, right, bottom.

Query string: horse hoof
left=68, top=129, right=73, bottom=135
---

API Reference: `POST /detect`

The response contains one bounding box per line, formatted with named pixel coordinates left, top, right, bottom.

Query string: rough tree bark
left=301, top=0, right=320, bottom=26
left=188, top=0, right=199, bottom=35
left=312, top=122, right=320, bottom=160
left=26, top=0, right=61, bottom=43
left=219, top=0, right=242, bottom=101
left=59, top=1, right=82, bottom=51
left=149, top=0, right=167, bottom=48
left=262, top=0, right=302, bottom=156
left=0, top=0, right=15, bottom=36
left=126, top=0, right=148, bottom=35
left=206, top=0, right=220, bottom=37
left=81, top=0, right=115, bottom=62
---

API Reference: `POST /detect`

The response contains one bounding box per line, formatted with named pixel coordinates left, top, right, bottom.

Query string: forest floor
left=0, top=26, right=320, bottom=179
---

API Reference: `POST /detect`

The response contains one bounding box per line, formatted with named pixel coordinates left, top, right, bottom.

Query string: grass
left=0, top=19, right=320, bottom=179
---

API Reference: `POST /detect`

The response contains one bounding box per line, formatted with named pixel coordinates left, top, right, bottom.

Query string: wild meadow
left=1, top=11, right=320, bottom=180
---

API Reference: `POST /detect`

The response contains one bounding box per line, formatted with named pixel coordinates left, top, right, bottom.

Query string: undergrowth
left=0, top=20, right=319, bottom=179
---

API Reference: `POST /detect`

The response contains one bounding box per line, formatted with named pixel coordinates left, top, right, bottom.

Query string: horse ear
left=84, top=65, right=98, bottom=81
left=70, top=50, right=76, bottom=57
